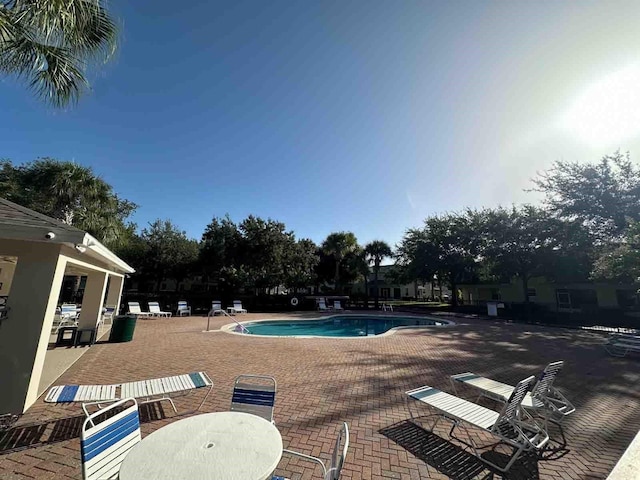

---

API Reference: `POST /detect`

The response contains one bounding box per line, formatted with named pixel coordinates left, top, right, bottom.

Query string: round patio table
left=119, top=411, right=283, bottom=480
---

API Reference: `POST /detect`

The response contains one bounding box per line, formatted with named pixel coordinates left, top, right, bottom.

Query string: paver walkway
left=1, top=312, right=638, bottom=479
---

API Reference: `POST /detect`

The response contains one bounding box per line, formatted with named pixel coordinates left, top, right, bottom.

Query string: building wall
left=460, top=277, right=639, bottom=310
left=0, top=259, right=16, bottom=296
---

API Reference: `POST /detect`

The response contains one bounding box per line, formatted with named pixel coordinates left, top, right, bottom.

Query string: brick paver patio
left=1, top=312, right=639, bottom=479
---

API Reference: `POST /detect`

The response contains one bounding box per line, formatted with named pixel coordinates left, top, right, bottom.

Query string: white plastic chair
left=177, top=301, right=191, bottom=316
left=209, top=301, right=223, bottom=315
left=274, top=422, right=349, bottom=480
left=230, top=300, right=247, bottom=314
left=80, top=398, right=141, bottom=480
left=318, top=299, right=330, bottom=311
left=127, top=302, right=154, bottom=318
left=333, top=300, right=344, bottom=311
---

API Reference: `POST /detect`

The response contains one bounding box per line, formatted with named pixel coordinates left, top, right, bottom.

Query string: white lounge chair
left=382, top=303, right=393, bottom=312
left=148, top=301, right=172, bottom=317
left=127, top=302, right=154, bottom=318
left=229, top=300, right=247, bottom=314
left=333, top=300, right=344, bottom=311
left=45, top=371, right=213, bottom=415
left=209, top=301, right=224, bottom=316
left=230, top=374, right=276, bottom=423
left=450, top=361, right=575, bottom=426
left=177, top=300, right=191, bottom=316
left=605, top=333, right=640, bottom=357
left=273, top=422, right=349, bottom=480
left=52, top=304, right=79, bottom=333
left=318, top=299, right=330, bottom=311
left=406, top=375, right=549, bottom=472
left=81, top=398, right=141, bottom=480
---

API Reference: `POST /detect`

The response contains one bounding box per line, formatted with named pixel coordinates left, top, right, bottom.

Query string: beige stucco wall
left=0, top=259, right=16, bottom=295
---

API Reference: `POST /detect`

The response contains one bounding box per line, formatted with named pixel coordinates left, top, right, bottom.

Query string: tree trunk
left=364, top=275, right=369, bottom=310
left=334, top=260, right=341, bottom=294
left=450, top=274, right=458, bottom=309
left=414, top=279, right=418, bottom=300
left=522, top=274, right=531, bottom=322
left=374, top=263, right=380, bottom=310
left=431, top=281, right=435, bottom=301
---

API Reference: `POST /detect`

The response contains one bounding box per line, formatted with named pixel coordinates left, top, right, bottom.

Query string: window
left=380, top=288, right=390, bottom=298
left=557, top=290, right=571, bottom=307
left=490, top=289, right=501, bottom=301
left=527, top=288, right=537, bottom=301
left=405, top=288, right=409, bottom=296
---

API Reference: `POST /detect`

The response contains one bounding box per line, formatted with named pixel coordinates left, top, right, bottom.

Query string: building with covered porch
left=0, top=198, right=134, bottom=414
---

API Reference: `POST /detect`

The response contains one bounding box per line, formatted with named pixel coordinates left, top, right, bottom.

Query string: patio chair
left=177, top=300, right=191, bottom=316
left=101, top=306, right=116, bottom=325
left=230, top=374, right=276, bottom=423
left=148, top=301, right=172, bottom=317
left=229, top=300, right=248, bottom=314
left=81, top=397, right=141, bottom=480
left=209, top=301, right=224, bottom=316
left=273, top=422, right=349, bottom=480
left=604, top=333, right=640, bottom=357
left=45, top=371, right=214, bottom=416
left=127, top=302, right=154, bottom=318
left=450, top=361, right=575, bottom=425
left=382, top=303, right=393, bottom=312
left=318, top=298, right=330, bottom=311
left=52, top=304, right=79, bottom=333
left=333, top=300, right=344, bottom=311
left=406, top=375, right=549, bottom=473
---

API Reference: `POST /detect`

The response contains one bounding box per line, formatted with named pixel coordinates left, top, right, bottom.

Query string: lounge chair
left=450, top=361, right=575, bottom=425
left=127, top=302, right=154, bottom=318
left=605, top=333, right=640, bottom=357
left=45, top=371, right=213, bottom=416
left=333, top=300, right=344, bottom=311
left=318, top=299, right=330, bottom=311
left=148, top=301, right=172, bottom=317
left=230, top=374, right=276, bottom=423
left=52, top=304, right=79, bottom=333
left=382, top=303, right=393, bottom=312
left=81, top=397, right=141, bottom=480
left=406, top=375, right=549, bottom=472
left=209, top=301, right=224, bottom=316
left=177, top=300, right=191, bottom=316
left=229, top=300, right=247, bottom=314
left=273, top=422, right=349, bottom=480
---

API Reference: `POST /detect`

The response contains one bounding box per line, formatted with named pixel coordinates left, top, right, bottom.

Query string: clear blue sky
left=3, top=1, right=640, bottom=247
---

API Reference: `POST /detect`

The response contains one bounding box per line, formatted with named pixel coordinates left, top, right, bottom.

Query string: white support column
left=105, top=274, right=124, bottom=315
left=0, top=245, right=67, bottom=413
left=78, top=270, right=108, bottom=329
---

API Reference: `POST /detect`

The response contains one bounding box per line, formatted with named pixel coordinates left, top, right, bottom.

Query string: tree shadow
left=380, top=420, right=540, bottom=480
left=0, top=402, right=168, bottom=455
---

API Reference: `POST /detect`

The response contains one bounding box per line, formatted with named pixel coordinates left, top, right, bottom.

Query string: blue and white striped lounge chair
left=81, top=397, right=141, bottom=480
left=318, top=299, right=330, bottom=311
left=148, top=301, right=172, bottom=317
left=127, top=302, right=154, bottom=318
left=450, top=361, right=575, bottom=425
left=209, top=301, right=223, bottom=316
left=273, top=422, right=349, bottom=480
left=52, top=304, right=79, bottom=333
left=229, top=300, right=247, bottom=314
left=45, top=371, right=213, bottom=416
left=333, top=300, right=344, bottom=311
left=605, top=333, right=640, bottom=357
left=177, top=300, right=191, bottom=316
left=406, top=375, right=549, bottom=473
left=230, top=374, right=276, bottom=423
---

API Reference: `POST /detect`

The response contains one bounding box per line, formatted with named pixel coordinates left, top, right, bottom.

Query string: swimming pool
left=233, top=315, right=451, bottom=337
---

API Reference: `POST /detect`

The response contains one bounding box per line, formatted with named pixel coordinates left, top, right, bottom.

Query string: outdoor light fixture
left=45, top=232, right=56, bottom=240
left=75, top=244, right=87, bottom=253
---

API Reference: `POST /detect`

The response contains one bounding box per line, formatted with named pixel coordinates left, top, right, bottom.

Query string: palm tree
left=0, top=0, right=118, bottom=107
left=321, top=232, right=358, bottom=293
left=365, top=240, right=393, bottom=309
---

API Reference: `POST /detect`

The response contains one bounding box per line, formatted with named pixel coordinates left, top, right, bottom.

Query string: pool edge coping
left=218, top=313, right=456, bottom=339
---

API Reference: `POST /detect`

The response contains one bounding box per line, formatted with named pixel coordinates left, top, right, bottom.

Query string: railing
left=206, top=309, right=250, bottom=334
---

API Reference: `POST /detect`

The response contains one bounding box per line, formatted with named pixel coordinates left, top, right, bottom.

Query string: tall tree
left=283, top=239, right=319, bottom=292
left=592, top=221, right=640, bottom=283
left=0, top=158, right=136, bottom=247
left=531, top=151, right=640, bottom=242
left=365, top=240, right=393, bottom=309
left=321, top=232, right=359, bottom=293
left=0, top=0, right=118, bottom=106
left=138, top=220, right=199, bottom=291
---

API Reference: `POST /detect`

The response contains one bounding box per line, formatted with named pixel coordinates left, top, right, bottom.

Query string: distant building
left=459, top=277, right=639, bottom=313
left=352, top=265, right=450, bottom=300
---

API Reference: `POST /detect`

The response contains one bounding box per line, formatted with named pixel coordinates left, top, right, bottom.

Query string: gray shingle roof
left=0, top=197, right=84, bottom=233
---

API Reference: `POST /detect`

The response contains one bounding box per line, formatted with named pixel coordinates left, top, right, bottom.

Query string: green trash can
left=109, top=315, right=137, bottom=343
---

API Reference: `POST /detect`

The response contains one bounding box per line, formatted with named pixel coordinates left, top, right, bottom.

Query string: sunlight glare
left=560, top=65, right=640, bottom=146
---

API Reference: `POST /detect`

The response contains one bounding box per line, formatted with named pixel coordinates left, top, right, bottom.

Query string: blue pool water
left=238, top=315, right=448, bottom=337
